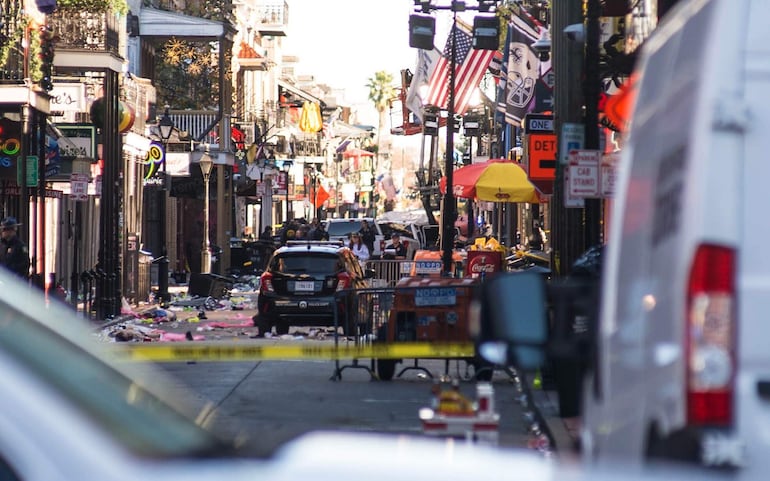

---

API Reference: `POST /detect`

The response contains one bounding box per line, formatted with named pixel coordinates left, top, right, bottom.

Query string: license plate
left=294, top=281, right=315, bottom=292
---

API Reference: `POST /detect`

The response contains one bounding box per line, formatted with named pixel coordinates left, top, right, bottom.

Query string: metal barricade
left=331, top=281, right=486, bottom=382
left=332, top=286, right=396, bottom=380
left=364, top=259, right=413, bottom=287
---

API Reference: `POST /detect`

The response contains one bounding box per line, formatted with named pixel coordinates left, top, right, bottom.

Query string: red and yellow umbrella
left=439, top=158, right=543, bottom=203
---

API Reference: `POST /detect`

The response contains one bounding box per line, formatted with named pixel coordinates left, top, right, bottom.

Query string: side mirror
left=470, top=271, right=548, bottom=370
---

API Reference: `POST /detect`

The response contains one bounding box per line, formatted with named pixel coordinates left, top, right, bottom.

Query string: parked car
left=375, top=220, right=421, bottom=259
left=254, top=240, right=374, bottom=336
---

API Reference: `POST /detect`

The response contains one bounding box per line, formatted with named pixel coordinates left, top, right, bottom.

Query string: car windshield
left=0, top=280, right=232, bottom=459
left=271, top=253, right=341, bottom=274
left=326, top=220, right=366, bottom=236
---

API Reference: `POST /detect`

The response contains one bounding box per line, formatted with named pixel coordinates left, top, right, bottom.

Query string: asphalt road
left=124, top=301, right=556, bottom=458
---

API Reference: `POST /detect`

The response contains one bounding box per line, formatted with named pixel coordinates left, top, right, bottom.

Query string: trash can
left=138, top=250, right=153, bottom=302
left=187, top=272, right=234, bottom=299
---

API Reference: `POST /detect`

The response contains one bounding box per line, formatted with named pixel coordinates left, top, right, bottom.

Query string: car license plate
left=294, top=281, right=315, bottom=292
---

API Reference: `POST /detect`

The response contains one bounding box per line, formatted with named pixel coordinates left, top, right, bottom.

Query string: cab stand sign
left=567, top=149, right=617, bottom=198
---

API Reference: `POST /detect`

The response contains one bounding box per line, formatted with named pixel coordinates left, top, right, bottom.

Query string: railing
left=169, top=110, right=219, bottom=141
left=48, top=10, right=120, bottom=55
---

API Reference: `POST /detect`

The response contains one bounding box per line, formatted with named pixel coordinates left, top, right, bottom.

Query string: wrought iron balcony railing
left=48, top=10, right=120, bottom=55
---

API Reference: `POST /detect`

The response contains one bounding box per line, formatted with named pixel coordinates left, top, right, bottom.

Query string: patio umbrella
left=439, top=158, right=543, bottom=203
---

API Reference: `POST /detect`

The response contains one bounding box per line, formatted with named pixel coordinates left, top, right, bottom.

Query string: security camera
left=563, top=23, right=585, bottom=43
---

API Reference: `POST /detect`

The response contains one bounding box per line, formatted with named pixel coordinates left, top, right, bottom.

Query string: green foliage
left=155, top=38, right=220, bottom=110
left=366, top=71, right=396, bottom=114
left=56, top=0, right=129, bottom=15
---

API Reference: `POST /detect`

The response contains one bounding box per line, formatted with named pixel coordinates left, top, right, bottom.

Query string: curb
left=531, top=389, right=580, bottom=457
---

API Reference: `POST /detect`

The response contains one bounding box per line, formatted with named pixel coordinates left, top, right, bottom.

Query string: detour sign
left=526, top=133, right=556, bottom=181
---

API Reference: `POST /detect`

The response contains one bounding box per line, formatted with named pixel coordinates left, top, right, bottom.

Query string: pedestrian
left=241, top=225, right=255, bottom=241
left=259, top=226, right=273, bottom=241
left=349, top=232, right=370, bottom=269
left=358, top=219, right=376, bottom=254
left=312, top=221, right=329, bottom=241
left=529, top=221, right=548, bottom=251
left=0, top=217, right=29, bottom=280
left=383, top=233, right=407, bottom=260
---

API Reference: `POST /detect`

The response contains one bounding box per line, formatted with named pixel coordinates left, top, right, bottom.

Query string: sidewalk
left=531, top=388, right=581, bottom=458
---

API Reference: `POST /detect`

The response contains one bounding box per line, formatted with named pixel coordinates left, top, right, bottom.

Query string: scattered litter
left=159, top=331, right=205, bottom=342
left=203, top=320, right=254, bottom=329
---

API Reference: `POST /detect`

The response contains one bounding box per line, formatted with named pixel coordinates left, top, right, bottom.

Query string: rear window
left=326, top=220, right=365, bottom=236
left=270, top=253, right=342, bottom=275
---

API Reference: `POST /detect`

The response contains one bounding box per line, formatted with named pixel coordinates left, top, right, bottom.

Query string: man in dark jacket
left=358, top=220, right=376, bottom=254
left=0, top=217, right=29, bottom=279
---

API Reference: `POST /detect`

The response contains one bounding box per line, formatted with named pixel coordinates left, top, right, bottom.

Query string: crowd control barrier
left=331, top=281, right=490, bottom=382
left=364, top=259, right=413, bottom=287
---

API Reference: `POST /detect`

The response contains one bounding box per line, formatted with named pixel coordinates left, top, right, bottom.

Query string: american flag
left=425, top=21, right=496, bottom=116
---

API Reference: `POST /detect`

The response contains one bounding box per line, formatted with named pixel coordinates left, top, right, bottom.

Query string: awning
left=277, top=79, right=324, bottom=106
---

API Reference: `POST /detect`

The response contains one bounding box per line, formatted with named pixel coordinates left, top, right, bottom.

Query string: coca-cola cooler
left=465, top=250, right=502, bottom=279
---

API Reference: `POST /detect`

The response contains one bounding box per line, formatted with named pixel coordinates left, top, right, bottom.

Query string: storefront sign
left=49, top=83, right=86, bottom=113
left=0, top=117, right=21, bottom=181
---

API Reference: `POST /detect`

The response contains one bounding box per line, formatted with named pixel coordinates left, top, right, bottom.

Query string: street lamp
left=199, top=152, right=214, bottom=273
left=157, top=106, right=174, bottom=307
left=409, top=0, right=499, bottom=275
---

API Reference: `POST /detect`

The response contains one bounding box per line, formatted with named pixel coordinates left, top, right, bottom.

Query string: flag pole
left=441, top=10, right=457, bottom=276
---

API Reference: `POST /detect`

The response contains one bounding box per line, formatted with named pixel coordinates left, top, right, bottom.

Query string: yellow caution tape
left=113, top=342, right=476, bottom=362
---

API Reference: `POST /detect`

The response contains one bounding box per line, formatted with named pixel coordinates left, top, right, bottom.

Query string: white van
left=582, top=0, right=768, bottom=473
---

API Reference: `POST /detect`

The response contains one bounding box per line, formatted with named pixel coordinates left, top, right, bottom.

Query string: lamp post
left=157, top=106, right=174, bottom=307
left=410, top=0, right=499, bottom=275
left=199, top=152, right=214, bottom=273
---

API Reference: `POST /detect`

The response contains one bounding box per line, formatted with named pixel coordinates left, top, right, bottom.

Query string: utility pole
left=583, top=0, right=603, bottom=249
left=551, top=0, right=589, bottom=277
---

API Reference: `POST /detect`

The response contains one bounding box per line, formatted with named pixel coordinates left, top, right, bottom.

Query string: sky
left=282, top=0, right=458, bottom=127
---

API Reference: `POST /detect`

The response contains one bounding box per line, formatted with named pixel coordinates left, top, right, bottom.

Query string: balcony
left=48, top=10, right=120, bottom=55
left=256, top=0, right=288, bottom=37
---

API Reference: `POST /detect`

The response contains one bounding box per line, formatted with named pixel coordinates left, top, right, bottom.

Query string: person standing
left=259, top=226, right=273, bottom=241
left=383, top=233, right=407, bottom=260
left=349, top=233, right=370, bottom=269
left=0, top=217, right=29, bottom=280
left=358, top=219, right=376, bottom=254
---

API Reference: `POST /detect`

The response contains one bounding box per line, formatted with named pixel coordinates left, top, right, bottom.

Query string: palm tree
left=366, top=70, right=396, bottom=171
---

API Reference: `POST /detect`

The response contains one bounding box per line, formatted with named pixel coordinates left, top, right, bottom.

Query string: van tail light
left=260, top=272, right=274, bottom=293
left=336, top=272, right=351, bottom=291
left=686, top=244, right=736, bottom=427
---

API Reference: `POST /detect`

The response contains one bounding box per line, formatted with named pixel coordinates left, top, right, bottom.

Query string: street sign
left=70, top=173, right=89, bottom=201
left=17, top=156, right=38, bottom=187
left=568, top=150, right=601, bottom=198
left=523, top=113, right=554, bottom=134
left=601, top=151, right=620, bottom=197
left=560, top=123, right=585, bottom=164
left=526, top=133, right=557, bottom=181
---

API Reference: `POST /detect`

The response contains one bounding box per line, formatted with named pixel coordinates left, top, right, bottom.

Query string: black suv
left=254, top=241, right=373, bottom=336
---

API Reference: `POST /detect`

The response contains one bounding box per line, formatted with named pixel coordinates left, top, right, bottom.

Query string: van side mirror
left=470, top=271, right=548, bottom=370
